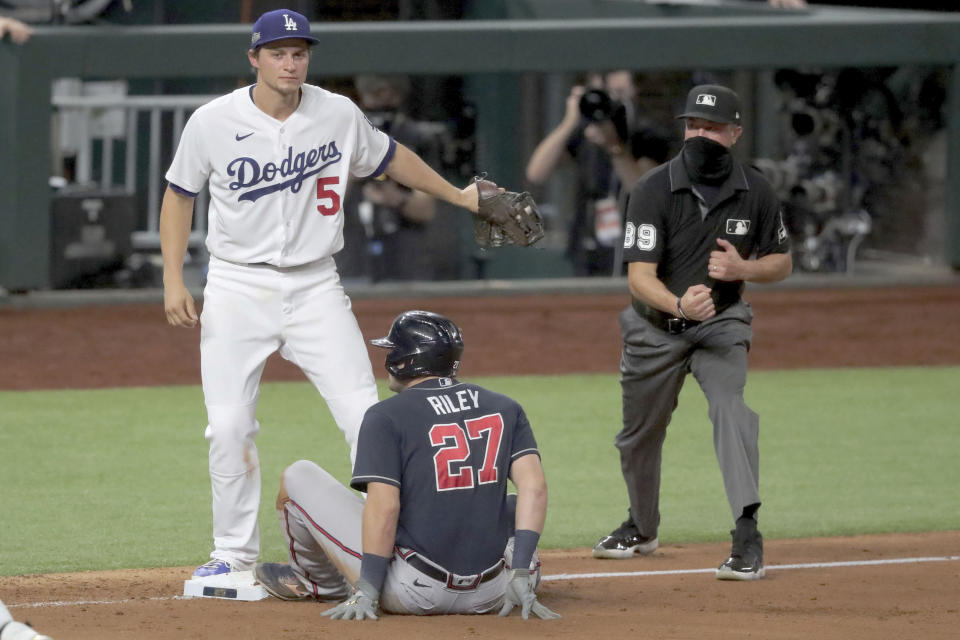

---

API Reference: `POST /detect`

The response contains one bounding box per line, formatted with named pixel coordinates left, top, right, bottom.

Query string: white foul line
left=541, top=554, right=960, bottom=581
left=6, top=555, right=959, bottom=609
left=7, top=596, right=184, bottom=609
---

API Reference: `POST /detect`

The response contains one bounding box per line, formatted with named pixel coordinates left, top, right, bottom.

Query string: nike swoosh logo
left=235, top=132, right=254, bottom=141
left=412, top=579, right=429, bottom=588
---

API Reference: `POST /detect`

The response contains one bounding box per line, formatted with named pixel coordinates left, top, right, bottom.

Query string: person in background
left=526, top=70, right=670, bottom=276
left=338, top=74, right=443, bottom=282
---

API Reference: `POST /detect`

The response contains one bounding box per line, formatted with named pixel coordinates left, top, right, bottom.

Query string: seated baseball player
left=253, top=310, right=559, bottom=620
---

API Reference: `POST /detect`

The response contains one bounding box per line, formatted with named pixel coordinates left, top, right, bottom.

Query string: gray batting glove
left=497, top=568, right=561, bottom=620
left=320, top=578, right=379, bottom=621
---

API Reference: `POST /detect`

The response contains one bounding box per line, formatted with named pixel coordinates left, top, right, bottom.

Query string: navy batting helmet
left=371, top=310, right=464, bottom=379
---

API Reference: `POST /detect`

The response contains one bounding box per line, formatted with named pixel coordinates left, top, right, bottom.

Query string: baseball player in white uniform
left=160, top=9, right=487, bottom=578
left=1, top=598, right=52, bottom=640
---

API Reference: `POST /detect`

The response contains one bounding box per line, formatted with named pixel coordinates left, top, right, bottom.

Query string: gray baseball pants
left=617, top=300, right=760, bottom=538
left=280, top=460, right=512, bottom=614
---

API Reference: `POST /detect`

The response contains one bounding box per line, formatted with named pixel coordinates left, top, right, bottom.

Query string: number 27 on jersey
left=430, top=414, right=504, bottom=491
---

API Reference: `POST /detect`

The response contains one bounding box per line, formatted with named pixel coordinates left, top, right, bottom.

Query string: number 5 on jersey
left=316, top=176, right=341, bottom=215
left=430, top=414, right=504, bottom=491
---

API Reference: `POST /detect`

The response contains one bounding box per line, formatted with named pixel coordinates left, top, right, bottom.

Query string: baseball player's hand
left=462, top=179, right=507, bottom=216
left=679, top=284, right=716, bottom=322
left=321, top=578, right=379, bottom=621
left=163, top=281, right=198, bottom=328
left=458, top=181, right=482, bottom=214
left=498, top=569, right=561, bottom=620
left=708, top=238, right=747, bottom=281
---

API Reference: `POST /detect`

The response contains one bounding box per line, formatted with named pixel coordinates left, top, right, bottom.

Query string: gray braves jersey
left=351, top=377, right=540, bottom=575
left=165, top=83, right=395, bottom=267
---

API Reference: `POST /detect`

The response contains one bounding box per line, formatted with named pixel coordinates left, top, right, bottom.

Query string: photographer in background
left=526, top=71, right=670, bottom=276
left=338, top=74, right=445, bottom=282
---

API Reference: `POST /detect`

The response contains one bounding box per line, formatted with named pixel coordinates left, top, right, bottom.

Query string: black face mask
left=682, top=136, right=733, bottom=185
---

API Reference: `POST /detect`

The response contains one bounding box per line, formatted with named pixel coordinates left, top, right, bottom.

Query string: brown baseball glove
left=473, top=177, right=544, bottom=248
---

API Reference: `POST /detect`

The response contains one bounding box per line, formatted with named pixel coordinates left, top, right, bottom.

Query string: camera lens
left=790, top=110, right=819, bottom=137
left=579, top=89, right=613, bottom=122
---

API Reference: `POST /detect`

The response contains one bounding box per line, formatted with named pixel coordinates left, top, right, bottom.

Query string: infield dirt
left=1, top=284, right=958, bottom=638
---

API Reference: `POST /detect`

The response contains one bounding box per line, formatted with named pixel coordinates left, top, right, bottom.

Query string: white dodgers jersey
left=165, top=84, right=394, bottom=267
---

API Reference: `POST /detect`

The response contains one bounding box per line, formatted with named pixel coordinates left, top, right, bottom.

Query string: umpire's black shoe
left=592, top=515, right=658, bottom=559
left=716, top=517, right=765, bottom=580
left=254, top=562, right=312, bottom=601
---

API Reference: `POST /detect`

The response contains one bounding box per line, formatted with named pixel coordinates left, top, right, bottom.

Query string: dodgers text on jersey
left=229, top=141, right=343, bottom=203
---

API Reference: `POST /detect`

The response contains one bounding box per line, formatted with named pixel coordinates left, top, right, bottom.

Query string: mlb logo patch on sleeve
left=725, top=219, right=750, bottom=235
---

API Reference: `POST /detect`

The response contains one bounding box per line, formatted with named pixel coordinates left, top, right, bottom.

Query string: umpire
left=593, top=84, right=792, bottom=580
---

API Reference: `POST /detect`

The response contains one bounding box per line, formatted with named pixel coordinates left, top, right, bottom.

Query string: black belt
left=632, top=298, right=700, bottom=335
left=399, top=549, right=505, bottom=591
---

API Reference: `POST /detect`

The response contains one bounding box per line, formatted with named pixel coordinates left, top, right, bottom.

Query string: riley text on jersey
left=426, top=389, right=481, bottom=415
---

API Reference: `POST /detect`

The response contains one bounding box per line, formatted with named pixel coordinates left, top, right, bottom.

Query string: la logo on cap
left=696, top=94, right=717, bottom=106
left=283, top=13, right=298, bottom=31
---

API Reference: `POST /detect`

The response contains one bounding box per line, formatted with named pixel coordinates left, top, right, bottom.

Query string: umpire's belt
left=396, top=547, right=505, bottom=591
left=632, top=298, right=700, bottom=335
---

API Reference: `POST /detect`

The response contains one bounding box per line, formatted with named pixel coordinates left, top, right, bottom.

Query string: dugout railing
left=50, top=91, right=217, bottom=251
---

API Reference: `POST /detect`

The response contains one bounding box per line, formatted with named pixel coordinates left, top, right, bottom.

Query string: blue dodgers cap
left=250, top=9, right=319, bottom=49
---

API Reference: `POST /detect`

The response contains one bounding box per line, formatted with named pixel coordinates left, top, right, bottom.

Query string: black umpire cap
left=676, top=84, right=742, bottom=125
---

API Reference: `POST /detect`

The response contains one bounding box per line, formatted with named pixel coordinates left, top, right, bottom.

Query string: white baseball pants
left=199, top=256, right=379, bottom=567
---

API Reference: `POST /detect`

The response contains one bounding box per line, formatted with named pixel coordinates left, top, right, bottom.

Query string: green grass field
left=1, top=366, right=958, bottom=576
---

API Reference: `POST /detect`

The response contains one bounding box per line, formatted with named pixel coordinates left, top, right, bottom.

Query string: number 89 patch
left=623, top=222, right=657, bottom=251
